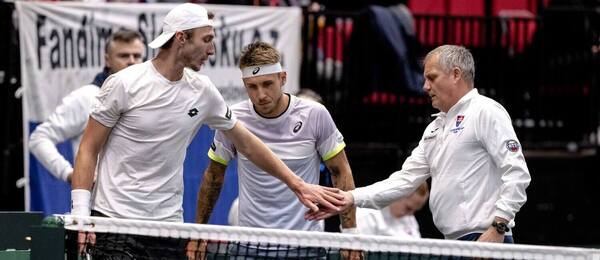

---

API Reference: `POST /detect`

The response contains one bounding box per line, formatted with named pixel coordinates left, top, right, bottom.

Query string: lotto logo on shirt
left=225, top=107, right=232, bottom=120
left=506, top=140, right=521, bottom=152
left=188, top=108, right=199, bottom=117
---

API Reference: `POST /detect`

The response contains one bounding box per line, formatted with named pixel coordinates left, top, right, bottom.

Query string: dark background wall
left=0, top=2, right=23, bottom=212
left=301, top=0, right=600, bottom=246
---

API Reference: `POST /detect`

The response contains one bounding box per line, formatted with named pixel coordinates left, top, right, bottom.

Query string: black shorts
left=76, top=210, right=188, bottom=260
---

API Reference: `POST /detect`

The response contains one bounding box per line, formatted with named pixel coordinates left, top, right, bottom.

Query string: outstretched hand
left=304, top=190, right=354, bottom=221
left=293, top=183, right=345, bottom=212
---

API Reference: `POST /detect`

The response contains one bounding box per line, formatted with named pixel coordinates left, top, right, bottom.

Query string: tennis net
left=53, top=214, right=600, bottom=260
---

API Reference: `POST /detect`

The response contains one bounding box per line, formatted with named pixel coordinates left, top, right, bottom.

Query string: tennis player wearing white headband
left=193, top=41, right=361, bottom=260
left=71, top=4, right=344, bottom=258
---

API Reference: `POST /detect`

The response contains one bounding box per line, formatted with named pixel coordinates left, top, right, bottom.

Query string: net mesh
left=56, top=215, right=600, bottom=260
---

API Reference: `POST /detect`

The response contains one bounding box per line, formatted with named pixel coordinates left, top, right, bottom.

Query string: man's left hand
left=477, top=227, right=505, bottom=243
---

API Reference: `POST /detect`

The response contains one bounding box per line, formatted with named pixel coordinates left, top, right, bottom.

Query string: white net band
left=59, top=214, right=600, bottom=260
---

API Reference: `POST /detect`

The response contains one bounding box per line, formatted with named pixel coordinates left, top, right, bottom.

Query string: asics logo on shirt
left=293, top=121, right=303, bottom=133
left=188, top=108, right=199, bottom=117
left=210, top=142, right=216, bottom=151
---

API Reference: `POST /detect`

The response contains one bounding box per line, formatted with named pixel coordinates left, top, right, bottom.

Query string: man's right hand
left=293, top=182, right=345, bottom=212
left=78, top=231, right=96, bottom=255
left=304, top=190, right=354, bottom=221
left=186, top=239, right=208, bottom=260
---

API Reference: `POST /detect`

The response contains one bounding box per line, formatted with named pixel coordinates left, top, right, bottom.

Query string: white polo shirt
left=90, top=61, right=236, bottom=222
left=209, top=95, right=345, bottom=231
left=352, top=89, right=531, bottom=239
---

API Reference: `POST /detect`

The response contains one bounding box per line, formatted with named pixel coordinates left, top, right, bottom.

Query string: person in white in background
left=228, top=198, right=240, bottom=226
left=356, top=183, right=428, bottom=238
left=29, top=29, right=145, bottom=183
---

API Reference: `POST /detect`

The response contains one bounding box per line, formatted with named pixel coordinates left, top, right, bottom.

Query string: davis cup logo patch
left=456, top=115, right=464, bottom=127
left=506, top=140, right=520, bottom=152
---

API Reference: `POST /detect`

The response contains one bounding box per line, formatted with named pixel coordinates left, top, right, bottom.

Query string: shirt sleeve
left=203, top=82, right=237, bottom=131
left=90, top=75, right=128, bottom=128
left=476, top=102, right=531, bottom=222
left=351, top=137, right=431, bottom=209
left=207, top=129, right=236, bottom=166
left=312, top=104, right=345, bottom=161
left=28, top=86, right=97, bottom=182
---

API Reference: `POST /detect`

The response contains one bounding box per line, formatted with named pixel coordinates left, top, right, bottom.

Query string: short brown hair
left=239, top=41, right=281, bottom=69
left=105, top=29, right=143, bottom=54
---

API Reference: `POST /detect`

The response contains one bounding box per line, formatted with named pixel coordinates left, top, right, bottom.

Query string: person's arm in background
left=222, top=122, right=343, bottom=212
left=187, top=159, right=227, bottom=260
left=194, top=160, right=227, bottom=224
left=29, top=86, right=97, bottom=183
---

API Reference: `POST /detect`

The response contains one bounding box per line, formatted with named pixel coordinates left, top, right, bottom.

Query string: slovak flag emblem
left=456, top=115, right=465, bottom=127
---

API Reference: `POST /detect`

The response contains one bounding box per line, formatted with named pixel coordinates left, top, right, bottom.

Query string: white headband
left=241, top=63, right=283, bottom=78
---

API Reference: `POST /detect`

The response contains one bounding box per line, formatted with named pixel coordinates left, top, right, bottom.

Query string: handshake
left=300, top=185, right=355, bottom=221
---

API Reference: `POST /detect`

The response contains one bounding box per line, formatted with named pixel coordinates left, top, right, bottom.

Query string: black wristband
left=491, top=221, right=510, bottom=234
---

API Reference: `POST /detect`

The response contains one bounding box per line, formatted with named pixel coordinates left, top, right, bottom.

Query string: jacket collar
left=431, top=88, right=479, bottom=120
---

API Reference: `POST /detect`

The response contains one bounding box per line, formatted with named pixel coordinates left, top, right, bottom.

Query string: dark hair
left=105, top=29, right=143, bottom=54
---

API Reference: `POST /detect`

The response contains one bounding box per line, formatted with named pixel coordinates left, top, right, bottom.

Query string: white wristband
left=71, top=189, right=91, bottom=216
left=341, top=227, right=358, bottom=234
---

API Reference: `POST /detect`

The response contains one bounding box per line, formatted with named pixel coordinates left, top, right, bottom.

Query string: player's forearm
left=328, top=162, right=357, bottom=228
left=70, top=147, right=98, bottom=216
left=71, top=118, right=111, bottom=191
left=71, top=150, right=97, bottom=191
left=332, top=171, right=357, bottom=230
left=195, top=165, right=226, bottom=224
